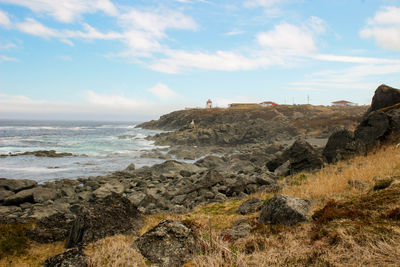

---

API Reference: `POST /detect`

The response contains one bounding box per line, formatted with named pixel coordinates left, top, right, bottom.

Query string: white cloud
left=0, top=90, right=188, bottom=119
left=225, top=30, right=244, bottom=36
left=0, top=0, right=118, bottom=23
left=307, top=16, right=326, bottom=34
left=0, top=9, right=11, bottom=27
left=15, top=18, right=122, bottom=41
left=244, top=0, right=284, bottom=8
left=16, top=18, right=58, bottom=37
left=57, top=55, right=72, bottom=61
left=0, top=55, right=18, bottom=62
left=116, top=8, right=197, bottom=57
left=149, top=49, right=280, bottom=73
left=0, top=41, right=16, bottom=50
left=257, top=23, right=317, bottom=55
left=289, top=62, right=400, bottom=96
left=311, top=54, right=400, bottom=64
left=360, top=6, right=400, bottom=50
left=119, top=9, right=197, bottom=38
left=148, top=83, right=178, bottom=99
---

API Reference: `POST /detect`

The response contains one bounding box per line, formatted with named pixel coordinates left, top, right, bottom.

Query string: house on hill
left=260, top=101, right=278, bottom=107
left=332, top=100, right=357, bottom=106
left=228, top=103, right=260, bottom=108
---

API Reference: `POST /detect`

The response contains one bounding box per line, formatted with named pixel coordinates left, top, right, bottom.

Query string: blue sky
left=1, top=0, right=400, bottom=121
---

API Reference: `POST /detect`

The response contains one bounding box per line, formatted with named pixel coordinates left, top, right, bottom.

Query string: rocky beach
left=2, top=84, right=400, bottom=266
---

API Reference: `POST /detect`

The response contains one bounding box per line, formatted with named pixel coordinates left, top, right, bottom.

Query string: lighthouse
left=206, top=99, right=212, bottom=109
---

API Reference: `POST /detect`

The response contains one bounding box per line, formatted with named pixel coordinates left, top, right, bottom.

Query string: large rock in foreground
left=368, top=84, right=400, bottom=113
left=65, top=193, right=143, bottom=248
left=259, top=194, right=312, bottom=225
left=44, top=248, right=87, bottom=267
left=323, top=128, right=364, bottom=163
left=135, top=220, right=198, bottom=267
left=267, top=139, right=323, bottom=175
left=0, top=178, right=37, bottom=192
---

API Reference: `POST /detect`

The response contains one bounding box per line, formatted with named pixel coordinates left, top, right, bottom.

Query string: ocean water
left=0, top=120, right=167, bottom=182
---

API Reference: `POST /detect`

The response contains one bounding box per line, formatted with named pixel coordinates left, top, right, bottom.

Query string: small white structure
left=206, top=99, right=212, bottom=109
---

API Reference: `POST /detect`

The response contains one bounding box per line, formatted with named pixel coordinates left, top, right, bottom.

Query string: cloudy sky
left=1, top=0, right=400, bottom=121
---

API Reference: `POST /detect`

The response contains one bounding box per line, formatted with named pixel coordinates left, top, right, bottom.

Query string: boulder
left=267, top=139, right=323, bottom=175
left=354, top=111, right=390, bottom=149
left=368, top=84, right=400, bottom=113
left=33, top=188, right=58, bottom=203
left=195, top=155, right=226, bottom=169
left=65, top=193, right=143, bottom=248
left=150, top=160, right=204, bottom=178
left=348, top=179, right=369, bottom=191
left=3, top=187, right=58, bottom=205
left=220, top=218, right=251, bottom=241
left=3, top=188, right=35, bottom=205
left=125, top=163, right=136, bottom=171
left=323, top=128, right=364, bottom=163
left=93, top=182, right=124, bottom=199
left=0, top=178, right=37, bottom=192
left=0, top=188, right=14, bottom=202
left=135, top=220, right=198, bottom=267
left=44, top=248, right=88, bottom=267
left=236, top=198, right=264, bottom=215
left=27, top=213, right=73, bottom=243
left=259, top=194, right=312, bottom=226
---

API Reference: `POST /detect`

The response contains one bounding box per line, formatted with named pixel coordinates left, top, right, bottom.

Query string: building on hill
left=332, top=100, right=357, bottom=106
left=206, top=99, right=212, bottom=109
left=260, top=101, right=278, bottom=107
left=228, top=103, right=260, bottom=108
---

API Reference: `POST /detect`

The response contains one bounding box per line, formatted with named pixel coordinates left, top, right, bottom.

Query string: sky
left=1, top=0, right=400, bottom=121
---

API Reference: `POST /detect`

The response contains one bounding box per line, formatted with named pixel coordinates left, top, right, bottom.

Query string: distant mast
left=206, top=99, right=212, bottom=109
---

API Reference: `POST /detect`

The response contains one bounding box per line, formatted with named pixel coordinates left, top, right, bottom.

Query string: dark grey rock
left=3, top=188, right=35, bottom=205
left=3, top=187, right=58, bottom=205
left=27, top=213, right=73, bottom=243
left=348, top=179, right=369, bottom=190
left=323, top=128, right=365, bottom=163
left=355, top=111, right=390, bottom=149
left=259, top=194, right=312, bottom=226
left=220, top=218, right=251, bottom=241
left=0, top=178, right=37, bottom=192
left=0, top=188, right=14, bottom=202
left=65, top=193, right=143, bottom=248
left=368, top=84, right=400, bottom=113
left=236, top=198, right=264, bottom=215
left=135, top=220, right=198, bottom=267
left=93, top=182, right=124, bottom=199
left=267, top=139, right=323, bottom=175
left=44, top=248, right=87, bottom=267
left=125, top=163, right=136, bottom=171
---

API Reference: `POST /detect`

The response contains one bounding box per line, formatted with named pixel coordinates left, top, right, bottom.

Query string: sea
left=0, top=120, right=168, bottom=182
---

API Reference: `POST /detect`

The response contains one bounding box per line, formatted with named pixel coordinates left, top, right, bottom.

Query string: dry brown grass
left=283, top=144, right=400, bottom=208
left=85, top=235, right=147, bottom=267
left=0, top=241, right=64, bottom=267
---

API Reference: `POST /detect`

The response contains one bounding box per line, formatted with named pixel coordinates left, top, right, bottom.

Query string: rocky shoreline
left=1, top=84, right=400, bottom=266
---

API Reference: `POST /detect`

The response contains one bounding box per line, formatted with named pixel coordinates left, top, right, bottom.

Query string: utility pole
left=307, top=95, right=310, bottom=105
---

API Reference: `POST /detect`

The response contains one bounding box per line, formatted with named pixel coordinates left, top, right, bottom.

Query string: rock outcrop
left=267, top=139, right=324, bottom=175
left=135, top=220, right=198, bottom=267
left=235, top=198, right=265, bottom=215
left=368, top=84, right=400, bottom=113
left=44, top=248, right=88, bottom=267
left=323, top=128, right=364, bottom=163
left=65, top=193, right=143, bottom=248
left=259, top=194, right=312, bottom=225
